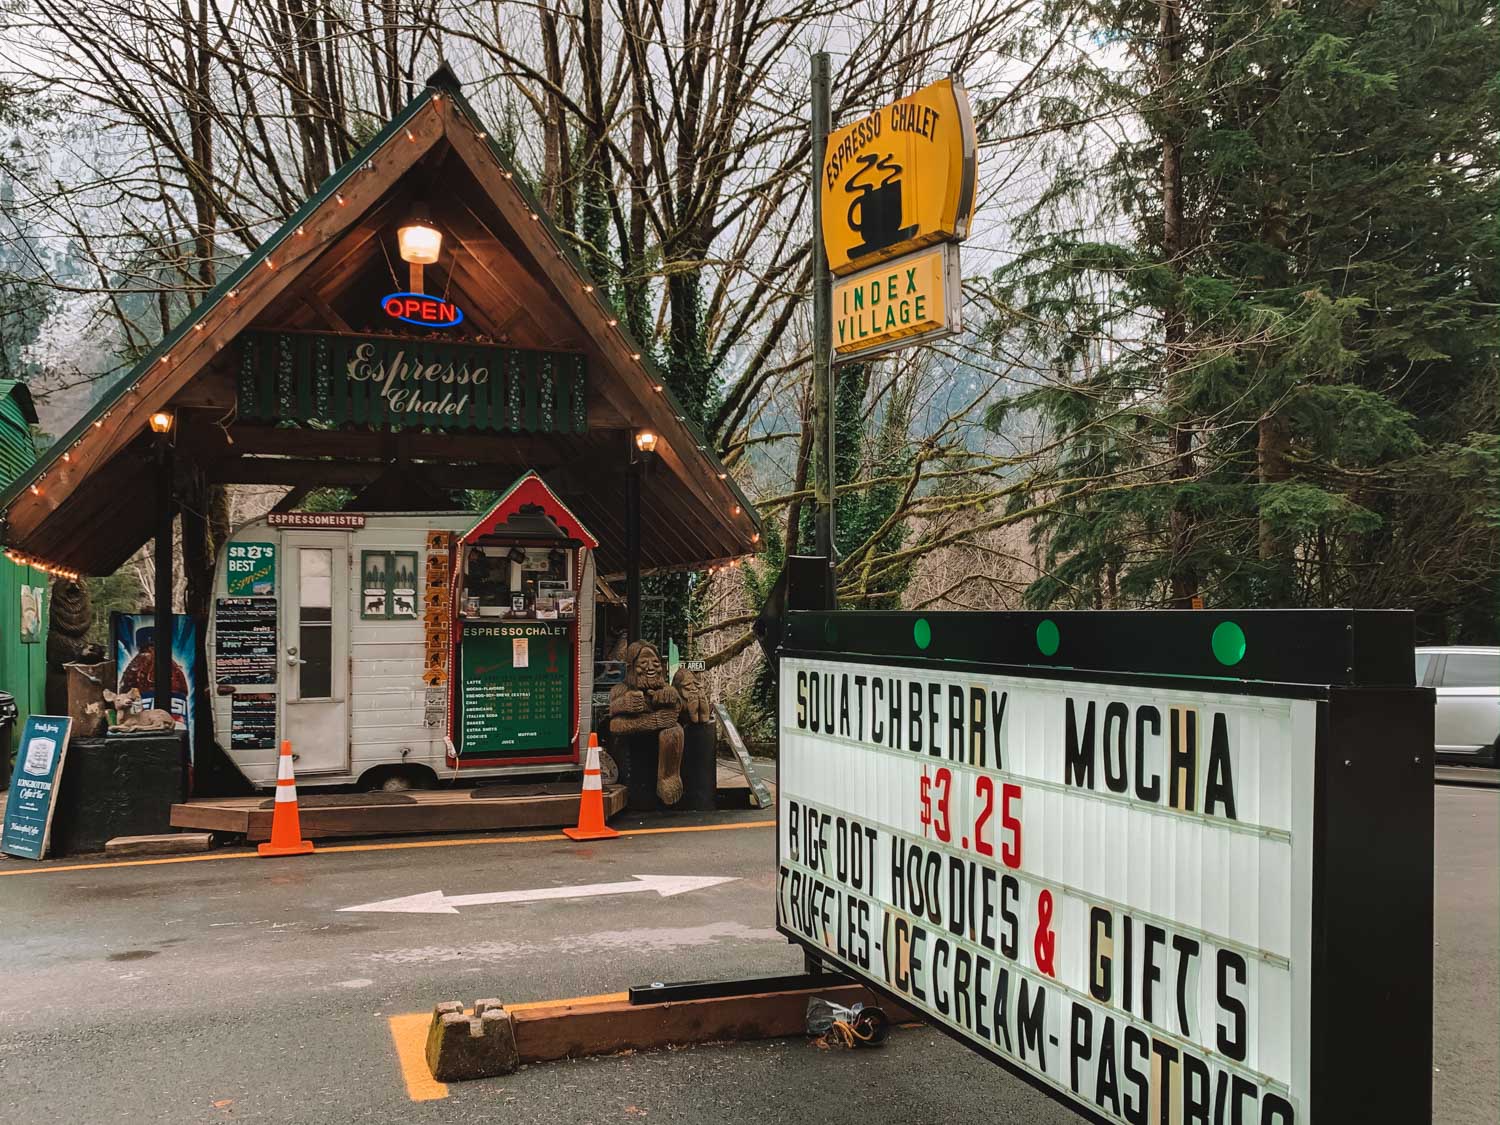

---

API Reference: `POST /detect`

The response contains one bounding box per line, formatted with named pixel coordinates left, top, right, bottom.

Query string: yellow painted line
left=0, top=819, right=776, bottom=877
left=388, top=1012, right=447, bottom=1102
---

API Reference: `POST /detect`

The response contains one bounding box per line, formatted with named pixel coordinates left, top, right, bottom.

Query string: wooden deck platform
left=171, top=782, right=627, bottom=842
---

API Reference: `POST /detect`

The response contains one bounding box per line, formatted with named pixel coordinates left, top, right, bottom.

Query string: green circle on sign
left=913, top=618, right=932, bottom=650
left=1036, top=619, right=1060, bottom=657
left=1212, top=621, right=1247, bottom=666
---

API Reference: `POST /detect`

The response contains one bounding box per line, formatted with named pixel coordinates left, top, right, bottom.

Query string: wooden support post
left=153, top=435, right=175, bottom=716
left=625, top=455, right=642, bottom=642
left=810, top=51, right=836, bottom=588
left=153, top=432, right=187, bottom=802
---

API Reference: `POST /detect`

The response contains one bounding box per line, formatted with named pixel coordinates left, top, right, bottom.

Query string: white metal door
left=281, top=532, right=350, bottom=774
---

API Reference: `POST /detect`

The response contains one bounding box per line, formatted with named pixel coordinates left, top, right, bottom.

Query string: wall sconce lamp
left=148, top=410, right=174, bottom=435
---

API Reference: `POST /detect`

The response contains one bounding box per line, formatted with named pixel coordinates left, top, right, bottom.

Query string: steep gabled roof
left=460, top=471, right=599, bottom=550
left=0, top=68, right=760, bottom=577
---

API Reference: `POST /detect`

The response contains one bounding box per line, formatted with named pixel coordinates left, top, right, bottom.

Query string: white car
left=1417, top=646, right=1499, bottom=766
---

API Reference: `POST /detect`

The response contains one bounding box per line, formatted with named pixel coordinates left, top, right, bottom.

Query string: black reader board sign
left=458, top=622, right=572, bottom=758
left=214, top=597, right=277, bottom=685
left=775, top=608, right=1432, bottom=1125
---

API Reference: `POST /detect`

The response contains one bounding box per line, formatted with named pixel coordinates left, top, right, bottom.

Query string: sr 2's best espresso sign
left=779, top=656, right=1314, bottom=1125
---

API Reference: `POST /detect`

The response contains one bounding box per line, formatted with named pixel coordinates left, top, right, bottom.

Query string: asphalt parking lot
left=0, top=788, right=1494, bottom=1124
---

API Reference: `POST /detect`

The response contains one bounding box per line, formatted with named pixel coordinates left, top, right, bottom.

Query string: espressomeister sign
left=778, top=656, right=1310, bottom=1124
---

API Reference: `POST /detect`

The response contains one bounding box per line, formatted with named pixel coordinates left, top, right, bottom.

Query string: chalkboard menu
left=214, top=597, right=278, bottom=685
left=230, top=692, right=277, bottom=750
left=459, top=622, right=572, bottom=757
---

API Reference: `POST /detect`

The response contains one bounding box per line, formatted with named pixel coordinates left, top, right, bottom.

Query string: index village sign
left=821, top=77, right=976, bottom=360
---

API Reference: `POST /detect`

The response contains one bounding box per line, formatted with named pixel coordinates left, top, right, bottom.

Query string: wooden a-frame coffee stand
left=0, top=67, right=760, bottom=806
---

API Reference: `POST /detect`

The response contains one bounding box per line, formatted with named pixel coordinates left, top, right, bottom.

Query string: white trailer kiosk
left=208, top=472, right=597, bottom=789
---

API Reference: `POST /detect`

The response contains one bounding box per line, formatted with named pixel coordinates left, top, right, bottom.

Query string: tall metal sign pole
left=809, top=52, right=835, bottom=590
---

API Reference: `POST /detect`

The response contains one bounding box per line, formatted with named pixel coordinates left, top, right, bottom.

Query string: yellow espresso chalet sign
left=821, top=77, right=977, bottom=277
left=833, top=244, right=961, bottom=357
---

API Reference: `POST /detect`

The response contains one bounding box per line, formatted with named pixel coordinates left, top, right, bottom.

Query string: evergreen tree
left=990, top=0, right=1498, bottom=639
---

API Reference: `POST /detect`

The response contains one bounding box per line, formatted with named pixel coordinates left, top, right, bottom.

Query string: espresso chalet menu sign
left=779, top=657, right=1312, bottom=1125
left=458, top=622, right=572, bottom=758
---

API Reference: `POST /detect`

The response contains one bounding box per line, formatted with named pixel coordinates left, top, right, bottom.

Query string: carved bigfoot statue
left=609, top=642, right=684, bottom=804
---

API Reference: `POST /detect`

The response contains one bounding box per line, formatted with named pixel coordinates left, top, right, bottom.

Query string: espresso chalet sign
left=821, top=77, right=977, bottom=277
left=779, top=658, right=1312, bottom=1124
left=237, top=332, right=588, bottom=434
left=833, top=243, right=961, bottom=358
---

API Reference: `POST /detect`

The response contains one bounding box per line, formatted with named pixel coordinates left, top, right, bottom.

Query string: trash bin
left=0, top=690, right=17, bottom=788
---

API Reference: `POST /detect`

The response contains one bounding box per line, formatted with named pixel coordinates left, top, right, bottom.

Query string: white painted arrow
left=338, top=874, right=737, bottom=915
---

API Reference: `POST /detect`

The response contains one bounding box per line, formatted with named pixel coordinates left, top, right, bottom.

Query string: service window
left=361, top=551, right=420, bottom=619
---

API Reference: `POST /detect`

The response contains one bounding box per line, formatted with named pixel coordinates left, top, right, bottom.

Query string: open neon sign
left=381, top=292, right=465, bottom=328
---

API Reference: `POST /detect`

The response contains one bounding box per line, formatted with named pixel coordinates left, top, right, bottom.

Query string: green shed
left=0, top=380, right=47, bottom=762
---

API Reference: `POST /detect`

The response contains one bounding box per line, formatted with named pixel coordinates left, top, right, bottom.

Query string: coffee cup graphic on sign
left=845, top=153, right=918, bottom=258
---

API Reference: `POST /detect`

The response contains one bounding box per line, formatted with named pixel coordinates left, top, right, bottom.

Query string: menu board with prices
left=230, top=692, right=277, bottom=750
left=458, top=622, right=571, bottom=757
left=214, top=597, right=278, bottom=685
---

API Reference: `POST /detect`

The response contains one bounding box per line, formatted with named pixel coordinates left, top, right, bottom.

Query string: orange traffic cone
left=258, top=740, right=315, bottom=856
left=564, top=734, right=620, bottom=841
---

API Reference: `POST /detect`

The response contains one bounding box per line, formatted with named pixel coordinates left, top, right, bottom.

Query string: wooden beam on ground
left=171, top=783, right=626, bottom=842
left=507, top=983, right=915, bottom=1064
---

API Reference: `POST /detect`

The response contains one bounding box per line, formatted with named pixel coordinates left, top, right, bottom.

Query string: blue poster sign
left=1, top=715, right=73, bottom=859
left=113, top=613, right=199, bottom=755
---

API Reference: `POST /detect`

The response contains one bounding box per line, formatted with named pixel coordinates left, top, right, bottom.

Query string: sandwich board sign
left=774, top=608, right=1432, bottom=1124
left=2, top=714, right=73, bottom=859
